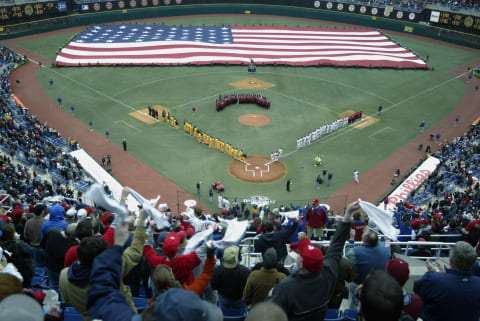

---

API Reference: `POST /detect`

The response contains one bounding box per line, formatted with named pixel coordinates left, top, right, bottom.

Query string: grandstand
left=0, top=2, right=479, bottom=321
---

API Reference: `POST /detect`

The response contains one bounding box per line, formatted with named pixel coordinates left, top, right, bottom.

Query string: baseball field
left=6, top=14, right=480, bottom=212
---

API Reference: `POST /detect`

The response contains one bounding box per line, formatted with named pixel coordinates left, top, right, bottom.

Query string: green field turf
left=15, top=15, right=479, bottom=209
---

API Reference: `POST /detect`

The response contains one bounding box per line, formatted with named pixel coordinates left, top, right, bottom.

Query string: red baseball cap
left=162, top=232, right=180, bottom=258
left=186, top=227, right=195, bottom=238
left=387, top=258, right=410, bottom=286
left=312, top=198, right=319, bottom=205
left=297, top=238, right=324, bottom=272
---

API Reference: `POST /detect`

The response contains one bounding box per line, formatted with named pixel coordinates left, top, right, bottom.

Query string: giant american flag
left=55, top=24, right=427, bottom=68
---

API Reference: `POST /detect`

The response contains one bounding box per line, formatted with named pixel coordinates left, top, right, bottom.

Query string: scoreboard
left=429, top=10, right=480, bottom=32
left=0, top=1, right=65, bottom=24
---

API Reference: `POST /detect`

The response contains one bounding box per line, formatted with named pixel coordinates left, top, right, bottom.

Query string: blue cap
left=154, top=288, right=222, bottom=321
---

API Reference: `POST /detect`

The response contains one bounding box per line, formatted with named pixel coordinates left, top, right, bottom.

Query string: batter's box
left=228, top=155, right=286, bottom=184
left=230, top=78, right=275, bottom=90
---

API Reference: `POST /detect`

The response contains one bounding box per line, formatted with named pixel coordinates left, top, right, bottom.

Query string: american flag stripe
left=55, top=25, right=427, bottom=68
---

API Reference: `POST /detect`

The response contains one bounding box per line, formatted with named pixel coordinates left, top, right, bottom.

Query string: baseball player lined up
left=270, top=148, right=283, bottom=163
left=296, top=116, right=349, bottom=149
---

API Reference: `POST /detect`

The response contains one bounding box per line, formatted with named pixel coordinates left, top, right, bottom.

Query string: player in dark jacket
left=254, top=220, right=298, bottom=263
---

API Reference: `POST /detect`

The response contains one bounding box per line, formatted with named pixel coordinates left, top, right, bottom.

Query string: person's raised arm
left=121, top=209, right=148, bottom=278
left=87, top=221, right=133, bottom=321
left=183, top=240, right=216, bottom=296
left=324, top=201, right=359, bottom=269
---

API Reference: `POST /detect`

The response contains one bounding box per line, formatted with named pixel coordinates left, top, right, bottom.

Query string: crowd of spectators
left=332, top=0, right=480, bottom=13
left=389, top=123, right=480, bottom=253
left=428, top=0, right=480, bottom=12
left=332, top=0, right=427, bottom=13
left=0, top=44, right=479, bottom=321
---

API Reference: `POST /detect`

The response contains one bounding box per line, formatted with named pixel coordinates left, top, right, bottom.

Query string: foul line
left=40, top=63, right=138, bottom=112
left=283, top=69, right=473, bottom=159
left=368, top=126, right=393, bottom=140
left=259, top=70, right=396, bottom=105
left=34, top=60, right=473, bottom=160
left=114, top=120, right=141, bottom=132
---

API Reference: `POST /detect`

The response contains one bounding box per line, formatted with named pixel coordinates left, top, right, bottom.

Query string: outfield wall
left=0, top=4, right=479, bottom=49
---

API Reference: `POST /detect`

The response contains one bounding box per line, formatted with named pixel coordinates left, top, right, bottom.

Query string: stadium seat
left=31, top=276, right=48, bottom=289
left=325, top=309, right=342, bottom=321
left=132, top=297, right=149, bottom=313
left=63, top=307, right=83, bottom=321
left=342, top=309, right=358, bottom=321
left=34, top=267, right=47, bottom=277
left=222, top=307, right=248, bottom=321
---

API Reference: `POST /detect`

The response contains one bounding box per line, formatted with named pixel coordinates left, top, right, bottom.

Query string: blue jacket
left=41, top=204, right=68, bottom=239
left=414, top=268, right=480, bottom=321
left=393, top=212, right=413, bottom=242
left=87, top=245, right=135, bottom=321
left=345, top=241, right=391, bottom=284
left=286, top=219, right=306, bottom=244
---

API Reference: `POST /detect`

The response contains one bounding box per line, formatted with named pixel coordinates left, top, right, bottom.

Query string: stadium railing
left=239, top=237, right=477, bottom=268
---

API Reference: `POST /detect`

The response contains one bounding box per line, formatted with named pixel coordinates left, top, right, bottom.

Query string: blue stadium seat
left=132, top=297, right=149, bottom=313
left=31, top=276, right=48, bottom=289
left=34, top=267, right=47, bottom=277
left=342, top=309, right=358, bottom=321
left=324, top=308, right=342, bottom=321
left=63, top=307, right=83, bottom=321
left=222, top=307, right=247, bottom=321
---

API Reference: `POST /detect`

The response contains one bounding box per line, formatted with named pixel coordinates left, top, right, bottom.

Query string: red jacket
left=64, top=227, right=115, bottom=267
left=143, top=245, right=201, bottom=285
left=465, top=220, right=480, bottom=235
left=306, top=206, right=328, bottom=228
left=352, top=220, right=367, bottom=241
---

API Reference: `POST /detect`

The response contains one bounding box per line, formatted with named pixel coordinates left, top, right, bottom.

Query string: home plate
left=255, top=166, right=260, bottom=169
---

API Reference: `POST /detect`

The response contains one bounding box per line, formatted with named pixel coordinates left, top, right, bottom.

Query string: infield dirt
left=230, top=78, right=275, bottom=90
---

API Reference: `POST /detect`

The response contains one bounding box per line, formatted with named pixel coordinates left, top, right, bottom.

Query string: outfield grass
left=15, top=15, right=479, bottom=209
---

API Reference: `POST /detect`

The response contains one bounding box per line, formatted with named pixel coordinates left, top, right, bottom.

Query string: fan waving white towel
left=128, top=188, right=170, bottom=230
left=359, top=200, right=399, bottom=241
left=85, top=183, right=128, bottom=219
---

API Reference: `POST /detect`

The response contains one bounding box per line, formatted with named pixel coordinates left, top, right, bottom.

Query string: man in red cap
left=143, top=231, right=201, bottom=285
left=386, top=258, right=423, bottom=320
left=431, top=214, right=444, bottom=233
left=270, top=201, right=359, bottom=321
left=414, top=218, right=432, bottom=240
left=305, top=198, right=328, bottom=240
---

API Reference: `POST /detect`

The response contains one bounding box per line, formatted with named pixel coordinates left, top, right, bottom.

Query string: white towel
left=217, top=218, right=248, bottom=249
left=359, top=200, right=399, bottom=241
left=129, top=188, right=170, bottom=229
left=183, top=228, right=214, bottom=255
left=85, top=183, right=128, bottom=219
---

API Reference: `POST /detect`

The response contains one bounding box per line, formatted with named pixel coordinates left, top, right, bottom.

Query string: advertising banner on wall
left=383, top=156, right=440, bottom=211
left=318, top=0, right=420, bottom=22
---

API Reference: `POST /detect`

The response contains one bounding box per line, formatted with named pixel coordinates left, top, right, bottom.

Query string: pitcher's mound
left=229, top=155, right=286, bottom=183
left=230, top=78, right=275, bottom=90
left=239, top=114, right=270, bottom=127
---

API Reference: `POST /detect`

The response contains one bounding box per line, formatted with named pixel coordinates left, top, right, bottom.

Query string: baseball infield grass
left=15, top=15, right=478, bottom=209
